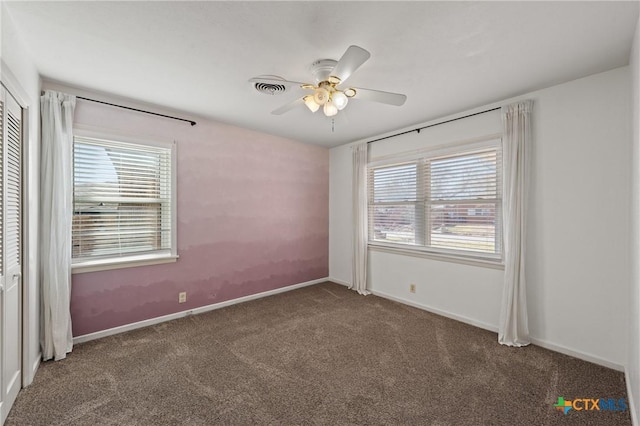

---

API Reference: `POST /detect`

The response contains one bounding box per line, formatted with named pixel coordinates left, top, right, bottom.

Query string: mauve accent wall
left=70, top=98, right=329, bottom=337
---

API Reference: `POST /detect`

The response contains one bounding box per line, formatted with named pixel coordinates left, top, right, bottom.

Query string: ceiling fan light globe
left=332, top=91, right=349, bottom=110
left=303, top=95, right=320, bottom=112
left=323, top=101, right=338, bottom=117
left=313, top=88, right=330, bottom=105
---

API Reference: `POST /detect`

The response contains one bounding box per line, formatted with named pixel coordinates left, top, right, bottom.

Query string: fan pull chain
left=332, top=118, right=335, bottom=133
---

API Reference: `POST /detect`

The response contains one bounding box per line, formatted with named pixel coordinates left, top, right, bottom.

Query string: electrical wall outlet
left=178, top=292, right=187, bottom=303
left=409, top=284, right=416, bottom=293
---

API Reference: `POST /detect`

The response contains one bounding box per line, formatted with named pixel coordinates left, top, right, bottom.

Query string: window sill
left=368, top=243, right=504, bottom=270
left=72, top=254, right=179, bottom=274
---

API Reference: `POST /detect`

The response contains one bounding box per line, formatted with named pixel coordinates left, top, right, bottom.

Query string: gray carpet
left=7, top=282, right=631, bottom=425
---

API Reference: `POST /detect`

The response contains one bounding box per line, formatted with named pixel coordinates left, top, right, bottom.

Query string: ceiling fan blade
left=350, top=87, right=407, bottom=106
left=271, top=98, right=304, bottom=115
left=248, top=77, right=309, bottom=88
left=330, top=45, right=371, bottom=84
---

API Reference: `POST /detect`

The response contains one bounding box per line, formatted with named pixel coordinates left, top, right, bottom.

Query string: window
left=368, top=140, right=502, bottom=261
left=369, top=162, right=423, bottom=245
left=72, top=133, right=177, bottom=272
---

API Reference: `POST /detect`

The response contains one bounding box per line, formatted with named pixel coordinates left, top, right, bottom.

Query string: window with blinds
left=369, top=162, right=423, bottom=245
left=369, top=141, right=502, bottom=260
left=72, top=135, right=175, bottom=265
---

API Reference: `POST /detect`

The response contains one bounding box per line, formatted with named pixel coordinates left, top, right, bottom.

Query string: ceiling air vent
left=252, top=75, right=287, bottom=95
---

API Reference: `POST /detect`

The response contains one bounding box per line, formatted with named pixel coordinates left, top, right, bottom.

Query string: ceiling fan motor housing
left=310, top=59, right=338, bottom=83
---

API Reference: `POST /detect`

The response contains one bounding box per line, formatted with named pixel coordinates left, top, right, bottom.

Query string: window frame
left=368, top=137, right=504, bottom=267
left=71, top=126, right=178, bottom=274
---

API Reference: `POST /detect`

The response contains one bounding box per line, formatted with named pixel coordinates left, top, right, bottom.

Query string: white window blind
left=369, top=142, right=502, bottom=260
left=369, top=162, right=423, bottom=245
left=427, top=148, right=501, bottom=255
left=73, top=136, right=173, bottom=263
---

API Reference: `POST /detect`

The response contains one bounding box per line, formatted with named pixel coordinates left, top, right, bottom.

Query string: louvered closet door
left=0, top=86, right=22, bottom=425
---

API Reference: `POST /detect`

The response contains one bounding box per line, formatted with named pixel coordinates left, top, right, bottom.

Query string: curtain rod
left=77, top=96, right=196, bottom=126
left=41, top=91, right=197, bottom=126
left=366, top=106, right=501, bottom=145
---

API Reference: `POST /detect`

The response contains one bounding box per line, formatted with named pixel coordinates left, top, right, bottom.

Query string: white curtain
left=351, top=143, right=370, bottom=295
left=40, top=90, right=76, bottom=361
left=498, top=100, right=533, bottom=347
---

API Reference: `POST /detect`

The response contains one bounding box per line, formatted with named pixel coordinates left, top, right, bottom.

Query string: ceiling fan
left=249, top=45, right=407, bottom=117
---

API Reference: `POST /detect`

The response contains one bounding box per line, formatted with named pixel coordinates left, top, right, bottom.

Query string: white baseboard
left=74, top=277, right=329, bottom=344
left=371, top=288, right=626, bottom=372
left=626, top=367, right=638, bottom=426
left=328, top=277, right=350, bottom=287
left=30, top=355, right=40, bottom=380
left=528, top=337, right=624, bottom=372
left=370, top=289, right=498, bottom=333
left=22, top=354, right=41, bottom=387
left=73, top=276, right=627, bottom=375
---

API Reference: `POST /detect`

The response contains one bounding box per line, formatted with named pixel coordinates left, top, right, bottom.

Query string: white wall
left=628, top=13, right=640, bottom=426
left=525, top=67, right=629, bottom=369
left=1, top=5, right=42, bottom=385
left=330, top=66, right=631, bottom=369
left=329, top=143, right=353, bottom=285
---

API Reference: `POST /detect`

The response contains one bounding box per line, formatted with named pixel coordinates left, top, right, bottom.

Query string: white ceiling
left=4, top=1, right=639, bottom=147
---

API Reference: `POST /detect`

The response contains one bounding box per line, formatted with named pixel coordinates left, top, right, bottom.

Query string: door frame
left=1, top=60, right=35, bottom=388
